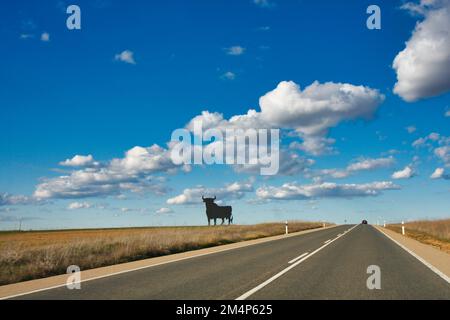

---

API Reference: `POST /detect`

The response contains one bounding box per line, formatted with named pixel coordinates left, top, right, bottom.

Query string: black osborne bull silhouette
left=202, top=196, right=233, bottom=226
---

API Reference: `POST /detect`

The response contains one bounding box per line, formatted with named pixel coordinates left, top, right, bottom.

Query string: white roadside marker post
left=285, top=221, right=288, bottom=235
left=402, top=221, right=405, bottom=235
left=383, top=220, right=386, bottom=228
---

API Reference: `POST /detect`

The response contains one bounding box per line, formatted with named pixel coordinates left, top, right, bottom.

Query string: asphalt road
left=14, top=224, right=450, bottom=300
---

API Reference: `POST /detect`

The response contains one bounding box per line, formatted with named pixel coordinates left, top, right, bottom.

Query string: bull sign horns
left=202, top=196, right=233, bottom=226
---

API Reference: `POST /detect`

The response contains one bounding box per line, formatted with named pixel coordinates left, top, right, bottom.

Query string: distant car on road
left=362, top=220, right=368, bottom=225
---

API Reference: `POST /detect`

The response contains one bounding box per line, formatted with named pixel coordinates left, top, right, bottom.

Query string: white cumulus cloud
left=309, top=157, right=395, bottom=180
left=0, top=193, right=33, bottom=206
left=430, top=167, right=444, bottom=179
left=392, top=166, right=415, bottom=179
left=393, top=0, right=450, bottom=101
left=167, top=181, right=253, bottom=205
left=412, top=132, right=450, bottom=166
left=412, top=132, right=441, bottom=147
left=67, top=202, right=92, bottom=210
left=435, top=145, right=450, bottom=165
left=34, top=145, right=178, bottom=200
left=256, top=181, right=400, bottom=200
left=186, top=81, right=384, bottom=156
left=155, top=207, right=173, bottom=214
left=347, top=157, right=395, bottom=172
left=60, top=155, right=96, bottom=167
left=41, top=32, right=50, bottom=42
left=234, top=150, right=314, bottom=176
left=115, top=50, right=136, bottom=64
left=221, top=71, right=236, bottom=80
left=226, top=46, right=245, bottom=56
left=406, top=126, right=417, bottom=133
left=430, top=167, right=450, bottom=179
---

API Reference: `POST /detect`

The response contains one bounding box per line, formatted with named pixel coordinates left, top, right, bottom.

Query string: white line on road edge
left=0, top=225, right=340, bottom=300
left=236, top=224, right=359, bottom=300
left=288, top=252, right=309, bottom=264
left=377, top=228, right=450, bottom=284
left=324, top=239, right=331, bottom=244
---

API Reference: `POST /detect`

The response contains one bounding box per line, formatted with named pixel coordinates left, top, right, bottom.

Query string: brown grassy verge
left=386, top=219, right=450, bottom=254
left=0, top=221, right=327, bottom=286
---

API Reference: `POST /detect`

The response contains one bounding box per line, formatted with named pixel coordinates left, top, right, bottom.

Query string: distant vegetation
left=0, top=221, right=327, bottom=286
left=387, top=219, right=450, bottom=254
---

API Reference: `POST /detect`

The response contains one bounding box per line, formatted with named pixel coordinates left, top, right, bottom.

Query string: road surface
left=12, top=224, right=450, bottom=300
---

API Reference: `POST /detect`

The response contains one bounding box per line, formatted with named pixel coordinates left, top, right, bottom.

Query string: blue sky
left=0, top=0, right=449, bottom=230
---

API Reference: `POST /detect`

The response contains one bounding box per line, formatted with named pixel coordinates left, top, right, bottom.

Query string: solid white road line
left=377, top=227, right=450, bottom=284
left=1, top=225, right=340, bottom=300
left=324, top=239, right=331, bottom=244
left=288, top=252, right=309, bottom=264
left=236, top=224, right=359, bottom=300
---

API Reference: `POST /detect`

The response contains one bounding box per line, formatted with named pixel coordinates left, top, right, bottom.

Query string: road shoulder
left=0, top=225, right=336, bottom=300
left=376, top=226, right=450, bottom=283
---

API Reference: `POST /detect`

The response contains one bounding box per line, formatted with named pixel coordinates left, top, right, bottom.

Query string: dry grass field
left=0, top=221, right=326, bottom=285
left=387, top=219, right=450, bottom=254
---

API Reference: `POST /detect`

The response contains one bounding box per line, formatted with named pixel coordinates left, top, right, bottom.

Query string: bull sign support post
left=285, top=221, right=288, bottom=235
